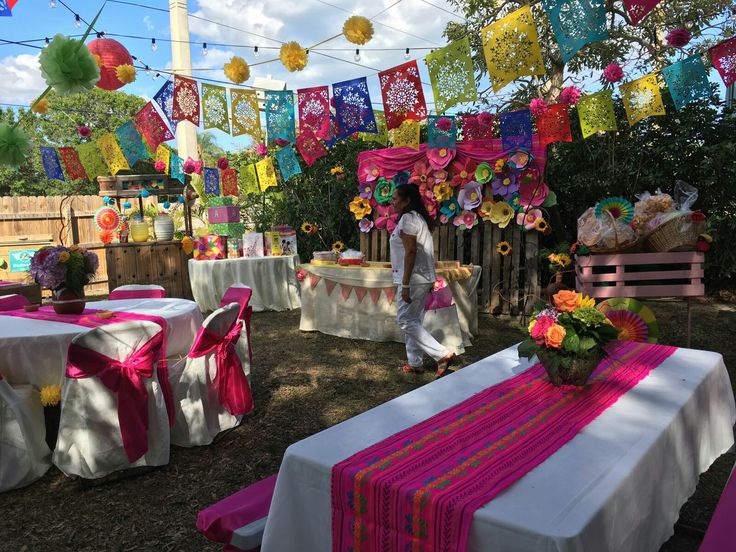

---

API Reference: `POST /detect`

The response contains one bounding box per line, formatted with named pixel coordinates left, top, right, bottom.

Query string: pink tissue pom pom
left=666, top=28, right=691, bottom=48
left=183, top=157, right=196, bottom=174
left=603, top=63, right=624, bottom=83
left=256, top=143, right=268, bottom=157
left=217, top=157, right=229, bottom=170
left=77, top=125, right=91, bottom=138
left=435, top=117, right=452, bottom=131
left=477, top=112, right=493, bottom=127
left=560, top=86, right=582, bottom=106
left=154, top=160, right=166, bottom=172
left=529, top=98, right=549, bottom=117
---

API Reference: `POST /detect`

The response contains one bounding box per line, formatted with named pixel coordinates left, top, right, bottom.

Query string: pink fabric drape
left=0, top=294, right=30, bottom=311
left=65, top=331, right=164, bottom=463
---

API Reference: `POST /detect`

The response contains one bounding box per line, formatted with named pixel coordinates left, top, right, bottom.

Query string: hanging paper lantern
left=224, top=56, right=250, bottom=84
left=343, top=15, right=374, bottom=45
left=596, top=298, right=659, bottom=343
left=280, top=41, right=308, bottom=72
left=94, top=205, right=122, bottom=232
left=115, top=64, right=136, bottom=84
left=594, top=197, right=634, bottom=224
left=86, top=38, right=134, bottom=91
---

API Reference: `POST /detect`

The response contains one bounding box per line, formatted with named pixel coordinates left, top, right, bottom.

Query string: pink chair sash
left=188, top=320, right=253, bottom=416
left=220, top=287, right=253, bottom=321
left=65, top=331, right=164, bottom=463
left=109, top=289, right=167, bottom=300
left=0, top=294, right=30, bottom=311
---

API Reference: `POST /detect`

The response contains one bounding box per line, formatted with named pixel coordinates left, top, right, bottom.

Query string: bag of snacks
left=644, top=182, right=704, bottom=252
left=577, top=207, right=638, bottom=253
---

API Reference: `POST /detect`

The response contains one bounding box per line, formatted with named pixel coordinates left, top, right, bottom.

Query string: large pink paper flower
left=450, top=158, right=477, bottom=188
left=426, top=147, right=456, bottom=170
left=453, top=209, right=477, bottom=229
left=423, top=195, right=438, bottom=218
left=603, top=63, right=624, bottom=83
left=359, top=163, right=381, bottom=182
left=518, top=181, right=549, bottom=207
left=561, top=86, right=582, bottom=106
left=374, top=204, right=399, bottom=233
left=457, top=181, right=483, bottom=210
left=516, top=208, right=543, bottom=230
left=529, top=98, right=548, bottom=117
left=409, top=160, right=434, bottom=187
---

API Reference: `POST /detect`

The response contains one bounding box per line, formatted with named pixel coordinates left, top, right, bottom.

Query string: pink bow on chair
left=65, top=332, right=164, bottom=463
left=188, top=321, right=254, bottom=416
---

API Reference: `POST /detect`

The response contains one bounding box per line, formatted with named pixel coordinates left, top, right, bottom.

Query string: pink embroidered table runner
left=1, top=306, right=175, bottom=426
left=331, top=341, right=676, bottom=552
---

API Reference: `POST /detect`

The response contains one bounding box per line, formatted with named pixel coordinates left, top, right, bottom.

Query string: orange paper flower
left=544, top=324, right=566, bottom=349
left=553, top=289, right=580, bottom=313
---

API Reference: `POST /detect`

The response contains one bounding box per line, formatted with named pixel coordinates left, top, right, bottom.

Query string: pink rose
left=531, top=315, right=556, bottom=345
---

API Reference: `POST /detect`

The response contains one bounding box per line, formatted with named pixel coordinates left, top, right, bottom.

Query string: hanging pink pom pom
left=193, top=160, right=203, bottom=175
left=217, top=157, right=229, bottom=170
left=477, top=112, right=493, bottom=127
left=666, top=28, right=691, bottom=48
left=183, top=157, right=196, bottom=174
left=435, top=117, right=452, bottom=131
left=561, top=86, right=582, bottom=106
left=529, top=98, right=549, bottom=117
left=256, top=143, right=268, bottom=157
left=77, top=125, right=91, bottom=138
left=603, top=63, right=624, bottom=83
left=154, top=160, right=166, bottom=172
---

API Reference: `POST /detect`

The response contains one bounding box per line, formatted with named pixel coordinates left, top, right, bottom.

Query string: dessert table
left=188, top=255, right=301, bottom=313
left=0, top=298, right=203, bottom=388
left=260, top=344, right=735, bottom=552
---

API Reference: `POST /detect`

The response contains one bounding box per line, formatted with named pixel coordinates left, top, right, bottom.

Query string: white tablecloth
left=0, top=298, right=203, bottom=388
left=188, top=255, right=301, bottom=313
left=261, top=345, right=736, bottom=552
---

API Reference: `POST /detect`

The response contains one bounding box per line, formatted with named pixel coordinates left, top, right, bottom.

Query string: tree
left=197, top=131, right=227, bottom=165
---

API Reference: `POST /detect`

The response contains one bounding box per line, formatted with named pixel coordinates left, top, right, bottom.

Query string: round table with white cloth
left=0, top=298, right=203, bottom=389
left=188, top=255, right=301, bottom=313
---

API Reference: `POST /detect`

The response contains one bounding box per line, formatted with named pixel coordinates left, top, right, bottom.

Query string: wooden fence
left=361, top=222, right=540, bottom=315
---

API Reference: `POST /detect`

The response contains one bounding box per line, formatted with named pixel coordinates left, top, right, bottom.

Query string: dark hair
left=394, top=184, right=435, bottom=232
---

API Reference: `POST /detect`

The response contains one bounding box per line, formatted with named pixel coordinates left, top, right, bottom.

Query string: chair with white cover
left=52, top=321, right=170, bottom=479
left=0, top=375, right=51, bottom=492
left=169, top=302, right=254, bottom=447
left=109, top=284, right=167, bottom=301
left=0, top=294, right=30, bottom=311
left=219, top=284, right=254, bottom=362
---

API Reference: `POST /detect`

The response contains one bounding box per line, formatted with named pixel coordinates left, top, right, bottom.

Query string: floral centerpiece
left=518, top=290, right=620, bottom=386
left=29, top=245, right=99, bottom=314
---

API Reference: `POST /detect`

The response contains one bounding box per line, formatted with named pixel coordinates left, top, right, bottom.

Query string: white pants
left=396, top=284, right=450, bottom=368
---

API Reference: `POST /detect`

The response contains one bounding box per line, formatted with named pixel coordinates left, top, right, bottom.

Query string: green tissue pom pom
left=0, top=123, right=31, bottom=168
left=39, top=34, right=100, bottom=95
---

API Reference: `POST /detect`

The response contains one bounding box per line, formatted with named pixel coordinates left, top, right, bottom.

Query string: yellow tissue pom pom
left=181, top=236, right=194, bottom=255
left=343, top=15, right=374, bottom=45
left=31, top=98, right=49, bottom=114
left=279, top=41, right=308, bottom=72
left=224, top=56, right=250, bottom=84
left=40, top=384, right=62, bottom=406
left=115, top=64, right=136, bottom=84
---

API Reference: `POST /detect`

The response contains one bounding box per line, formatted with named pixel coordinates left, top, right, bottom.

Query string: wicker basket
left=645, top=213, right=704, bottom=252
left=587, top=211, right=640, bottom=254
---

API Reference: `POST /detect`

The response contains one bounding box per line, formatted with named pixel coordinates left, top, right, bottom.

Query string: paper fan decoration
left=94, top=206, right=122, bottom=232
left=596, top=298, right=658, bottom=343
left=594, top=197, right=634, bottom=224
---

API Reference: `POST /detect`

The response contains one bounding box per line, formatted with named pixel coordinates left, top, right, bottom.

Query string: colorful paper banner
left=40, top=147, right=64, bottom=181
left=265, top=90, right=296, bottom=145
left=296, top=129, right=328, bottom=167
left=202, top=83, right=230, bottom=133
left=709, top=37, right=736, bottom=88
left=297, top=86, right=331, bottom=140
left=135, top=101, right=174, bottom=151
left=359, top=110, right=388, bottom=146
left=425, top=37, right=478, bottom=114
left=620, top=73, right=666, bottom=126
left=170, top=154, right=184, bottom=184
left=203, top=167, right=220, bottom=195
left=97, top=132, right=130, bottom=174
left=221, top=168, right=238, bottom=196
left=239, top=163, right=260, bottom=195
left=332, top=76, right=377, bottom=136
left=390, top=120, right=420, bottom=150
left=230, top=89, right=261, bottom=140
left=256, top=157, right=278, bottom=191
left=535, top=103, right=572, bottom=147
left=577, top=89, right=618, bottom=138
left=153, top=79, right=175, bottom=130
left=378, top=60, right=428, bottom=130
left=623, top=0, right=662, bottom=25
left=77, top=142, right=108, bottom=182
left=173, top=75, right=200, bottom=126
left=275, top=145, right=302, bottom=182
left=57, top=146, right=88, bottom=181
left=427, top=115, right=457, bottom=150
left=542, top=0, right=608, bottom=63
left=155, top=144, right=171, bottom=174
left=500, top=109, right=533, bottom=151
left=115, top=120, right=148, bottom=167
left=662, top=54, right=711, bottom=110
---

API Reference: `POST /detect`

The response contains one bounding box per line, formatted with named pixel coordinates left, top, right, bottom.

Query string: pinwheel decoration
left=596, top=297, right=658, bottom=343
left=94, top=205, right=122, bottom=233
left=595, top=197, right=634, bottom=224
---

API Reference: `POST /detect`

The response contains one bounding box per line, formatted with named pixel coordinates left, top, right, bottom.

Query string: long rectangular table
left=260, top=344, right=735, bottom=552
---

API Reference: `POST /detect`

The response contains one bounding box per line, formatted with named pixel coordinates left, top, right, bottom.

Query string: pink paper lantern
left=87, top=38, right=134, bottom=91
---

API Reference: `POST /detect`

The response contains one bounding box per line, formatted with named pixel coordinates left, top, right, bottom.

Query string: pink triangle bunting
left=340, top=284, right=353, bottom=300
left=324, top=279, right=337, bottom=296
left=309, top=273, right=321, bottom=289
left=369, top=288, right=382, bottom=304
left=384, top=287, right=396, bottom=304
left=354, top=287, right=367, bottom=303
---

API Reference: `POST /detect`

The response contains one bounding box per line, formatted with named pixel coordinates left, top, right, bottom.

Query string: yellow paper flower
left=433, top=181, right=452, bottom=202
left=40, top=384, right=62, bottom=406
left=330, top=166, right=344, bottom=176
left=181, top=236, right=194, bottom=255
left=343, top=15, right=374, bottom=45
left=489, top=201, right=514, bottom=228
left=478, top=199, right=494, bottom=221
left=534, top=218, right=549, bottom=233
left=280, top=41, right=308, bottom=72
left=31, top=98, right=49, bottom=114
left=579, top=294, right=596, bottom=308
left=332, top=240, right=346, bottom=253
left=349, top=196, right=372, bottom=220
left=115, top=64, right=136, bottom=84
left=224, top=56, right=250, bottom=84
left=496, top=241, right=511, bottom=255
left=495, top=159, right=505, bottom=172
left=58, top=251, right=70, bottom=264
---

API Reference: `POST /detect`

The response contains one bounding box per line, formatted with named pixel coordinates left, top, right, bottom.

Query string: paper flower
left=154, top=160, right=166, bottom=172
left=392, top=170, right=410, bottom=186
left=494, top=159, right=505, bottom=173
left=183, top=157, right=196, bottom=174
left=475, top=162, right=493, bottom=184
left=424, top=196, right=439, bottom=218
left=99, top=230, right=113, bottom=244
left=373, top=178, right=395, bottom=205
left=409, top=161, right=434, bottom=187
left=256, top=143, right=268, bottom=157
left=40, top=384, right=62, bottom=406
left=274, top=137, right=289, bottom=147
left=478, top=112, right=493, bottom=127
left=181, top=236, right=195, bottom=255
left=349, top=197, right=372, bottom=220
left=491, top=172, right=518, bottom=199
left=0, top=123, right=31, bottom=168
left=358, top=218, right=374, bottom=233
left=518, top=181, right=549, bottom=207
left=507, top=149, right=532, bottom=171
left=427, top=147, right=455, bottom=170
left=217, top=157, right=229, bottom=170
left=496, top=241, right=511, bottom=256
left=439, top=198, right=460, bottom=221
left=77, top=125, right=91, bottom=138
left=224, top=55, right=250, bottom=84
left=450, top=158, right=477, bottom=188
left=490, top=201, right=514, bottom=228
left=436, top=117, right=453, bottom=132
left=666, top=28, right=691, bottom=48
left=478, top=199, right=494, bottom=221
left=453, top=209, right=478, bottom=229
left=603, top=63, right=624, bottom=83
left=534, top=218, right=549, bottom=233
left=529, top=98, right=548, bottom=117
left=115, top=64, right=136, bottom=84
left=296, top=268, right=306, bottom=282
left=31, top=98, right=49, bottom=114
left=360, top=163, right=381, bottom=182
left=516, top=208, right=543, bottom=230
left=561, top=86, right=582, bottom=106
left=518, top=167, right=540, bottom=186
left=331, top=240, right=346, bottom=253
left=374, top=204, right=399, bottom=232
left=280, top=41, right=308, bottom=72
left=358, top=181, right=375, bottom=200
left=343, top=15, right=374, bottom=45
left=457, top=181, right=483, bottom=210
left=39, top=34, right=100, bottom=95
left=433, top=181, right=452, bottom=202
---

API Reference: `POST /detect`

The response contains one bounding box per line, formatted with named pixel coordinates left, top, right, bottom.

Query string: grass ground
left=1, top=298, right=734, bottom=551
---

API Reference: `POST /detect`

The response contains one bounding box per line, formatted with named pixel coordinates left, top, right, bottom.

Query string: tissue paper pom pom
left=0, top=123, right=31, bottom=168
left=435, top=117, right=452, bottom=131
left=561, top=86, right=582, bottom=106
left=603, top=63, right=624, bottom=83
left=39, top=34, right=100, bottom=95
left=256, top=143, right=268, bottom=157
left=217, top=157, right=229, bottom=170
left=529, top=98, right=548, bottom=116
left=183, top=157, right=196, bottom=174
left=40, top=384, right=62, bottom=406
left=115, top=64, right=136, bottom=84
left=343, top=15, right=374, bottom=45
left=99, top=230, right=113, bottom=244
left=31, top=98, right=49, bottom=114
left=78, top=125, right=91, bottom=138
left=154, top=160, right=166, bottom=172
left=666, top=28, right=691, bottom=48
left=224, top=56, right=250, bottom=84
left=280, top=41, right=308, bottom=72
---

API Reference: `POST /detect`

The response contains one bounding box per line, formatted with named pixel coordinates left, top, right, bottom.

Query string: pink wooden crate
left=575, top=251, right=704, bottom=299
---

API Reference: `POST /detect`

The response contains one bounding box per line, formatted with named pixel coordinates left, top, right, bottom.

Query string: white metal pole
left=168, top=0, right=199, bottom=160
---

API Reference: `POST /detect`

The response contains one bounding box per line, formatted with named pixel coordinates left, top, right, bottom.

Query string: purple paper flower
left=358, top=218, right=374, bottom=233
left=491, top=172, right=519, bottom=199
left=457, top=181, right=483, bottom=210
left=358, top=181, right=375, bottom=200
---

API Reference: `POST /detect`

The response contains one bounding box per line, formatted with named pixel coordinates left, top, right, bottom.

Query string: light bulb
left=151, top=38, right=157, bottom=52
left=404, top=48, right=410, bottom=60
left=49, top=0, right=56, bottom=7
left=75, top=14, right=82, bottom=28
left=202, top=42, right=208, bottom=56
left=354, top=48, right=360, bottom=62
left=254, top=45, right=259, bottom=57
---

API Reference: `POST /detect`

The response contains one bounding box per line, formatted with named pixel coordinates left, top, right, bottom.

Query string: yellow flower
left=330, top=166, right=344, bottom=176
left=224, top=56, right=250, bottom=84
left=489, top=201, right=514, bottom=228
left=58, top=251, right=70, bottom=264
left=349, top=196, right=372, bottom=220
left=494, top=159, right=505, bottom=172
left=556, top=254, right=572, bottom=267
left=343, top=15, right=374, bottom=45
left=496, top=241, right=511, bottom=256
left=40, top=384, right=62, bottom=406
left=478, top=199, right=494, bottom=221
left=433, top=181, right=452, bottom=202
left=331, top=240, right=346, bottom=253
left=31, top=98, right=49, bottom=114
left=534, top=218, right=549, bottom=233
left=528, top=319, right=536, bottom=333
left=280, top=41, right=308, bottom=72
left=301, top=222, right=318, bottom=235
left=181, top=236, right=194, bottom=255
left=115, top=64, right=136, bottom=84
left=579, top=294, right=596, bottom=308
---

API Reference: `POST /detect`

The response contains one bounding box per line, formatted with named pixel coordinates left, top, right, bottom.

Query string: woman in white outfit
left=390, top=184, right=456, bottom=377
